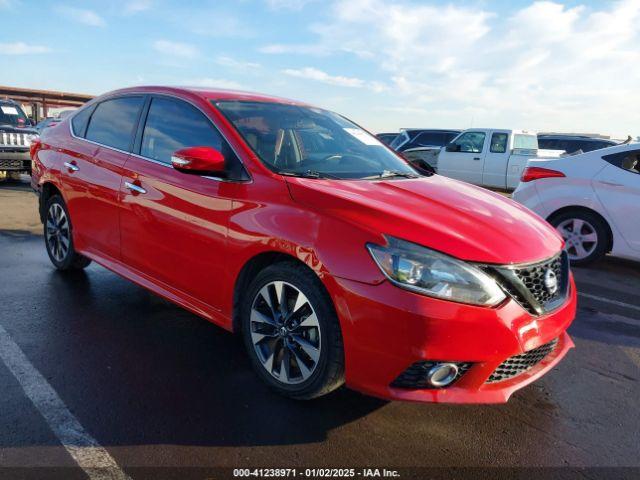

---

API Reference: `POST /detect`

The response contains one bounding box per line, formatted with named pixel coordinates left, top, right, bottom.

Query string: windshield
left=0, top=103, right=30, bottom=127
left=389, top=131, right=409, bottom=150
left=215, top=101, right=417, bottom=179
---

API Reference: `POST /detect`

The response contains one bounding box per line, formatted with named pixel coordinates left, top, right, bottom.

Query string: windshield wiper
left=364, top=170, right=420, bottom=180
left=279, top=170, right=343, bottom=180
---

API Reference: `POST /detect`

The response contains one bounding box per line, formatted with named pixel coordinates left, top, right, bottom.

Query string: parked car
left=390, top=129, right=461, bottom=152
left=437, top=128, right=562, bottom=191
left=35, top=117, right=62, bottom=133
left=538, top=134, right=618, bottom=155
left=375, top=132, right=398, bottom=146
left=31, top=86, right=576, bottom=403
left=0, top=99, right=39, bottom=179
left=388, top=129, right=462, bottom=173
left=513, top=144, right=640, bottom=265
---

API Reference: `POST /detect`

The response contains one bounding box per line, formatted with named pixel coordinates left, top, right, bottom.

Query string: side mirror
left=445, top=143, right=460, bottom=152
left=171, top=146, right=225, bottom=175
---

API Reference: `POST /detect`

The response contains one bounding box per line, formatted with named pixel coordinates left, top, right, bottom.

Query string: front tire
left=549, top=210, right=610, bottom=266
left=44, top=195, right=91, bottom=270
left=240, top=262, right=344, bottom=400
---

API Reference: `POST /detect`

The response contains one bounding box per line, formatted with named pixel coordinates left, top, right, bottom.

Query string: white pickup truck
left=434, top=129, right=560, bottom=191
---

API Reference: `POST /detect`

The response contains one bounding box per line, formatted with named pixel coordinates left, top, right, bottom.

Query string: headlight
left=25, top=134, right=39, bottom=146
left=367, top=236, right=506, bottom=306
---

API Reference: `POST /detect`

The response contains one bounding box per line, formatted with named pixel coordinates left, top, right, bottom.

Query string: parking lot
left=1, top=176, right=639, bottom=479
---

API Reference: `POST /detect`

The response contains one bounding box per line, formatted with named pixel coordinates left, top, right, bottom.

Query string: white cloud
left=56, top=6, right=106, bottom=27
left=0, top=42, right=51, bottom=55
left=124, top=0, right=152, bottom=15
left=153, top=40, right=199, bottom=58
left=282, top=66, right=388, bottom=92
left=215, top=56, right=261, bottom=70
left=186, top=78, right=244, bottom=90
left=283, top=67, right=364, bottom=88
left=268, top=0, right=640, bottom=134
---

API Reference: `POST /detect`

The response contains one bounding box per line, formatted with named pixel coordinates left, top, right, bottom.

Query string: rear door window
left=490, top=133, right=508, bottom=153
left=85, top=96, right=144, bottom=151
left=603, top=149, right=640, bottom=174
left=71, top=105, right=94, bottom=138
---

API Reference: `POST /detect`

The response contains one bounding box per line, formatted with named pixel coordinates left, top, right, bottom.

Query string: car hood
left=285, top=175, right=563, bottom=265
left=0, top=125, right=38, bottom=135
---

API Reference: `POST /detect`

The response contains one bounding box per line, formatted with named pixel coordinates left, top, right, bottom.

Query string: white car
left=513, top=143, right=640, bottom=265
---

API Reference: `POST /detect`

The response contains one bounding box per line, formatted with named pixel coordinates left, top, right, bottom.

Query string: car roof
left=100, top=85, right=311, bottom=106
left=594, top=142, right=640, bottom=154
left=401, top=128, right=461, bottom=133
left=538, top=134, right=616, bottom=143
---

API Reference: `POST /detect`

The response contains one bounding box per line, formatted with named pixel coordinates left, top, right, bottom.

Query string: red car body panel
left=31, top=86, right=577, bottom=403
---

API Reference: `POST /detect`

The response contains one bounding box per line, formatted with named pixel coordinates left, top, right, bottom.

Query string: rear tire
left=240, top=261, right=344, bottom=400
left=44, top=195, right=91, bottom=270
left=549, top=210, right=610, bottom=266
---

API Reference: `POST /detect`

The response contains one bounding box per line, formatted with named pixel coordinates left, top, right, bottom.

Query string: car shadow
left=0, top=177, right=32, bottom=192
left=0, top=267, right=388, bottom=449
left=0, top=228, right=42, bottom=240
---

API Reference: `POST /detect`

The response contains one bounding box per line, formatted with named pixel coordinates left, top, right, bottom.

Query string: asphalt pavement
left=0, top=177, right=639, bottom=480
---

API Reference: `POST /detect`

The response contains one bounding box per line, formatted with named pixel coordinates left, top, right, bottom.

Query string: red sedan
left=30, top=86, right=576, bottom=403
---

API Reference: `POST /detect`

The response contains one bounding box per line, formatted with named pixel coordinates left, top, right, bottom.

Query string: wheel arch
left=39, top=181, right=64, bottom=223
left=231, top=251, right=331, bottom=333
left=547, top=205, right=613, bottom=253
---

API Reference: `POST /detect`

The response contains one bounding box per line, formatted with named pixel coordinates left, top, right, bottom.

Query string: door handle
left=63, top=161, right=79, bottom=172
left=598, top=180, right=623, bottom=187
left=124, top=181, right=146, bottom=194
left=473, top=157, right=481, bottom=160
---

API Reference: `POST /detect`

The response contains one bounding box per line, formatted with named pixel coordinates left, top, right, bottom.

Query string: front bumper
left=0, top=149, right=31, bottom=171
left=328, top=273, right=577, bottom=404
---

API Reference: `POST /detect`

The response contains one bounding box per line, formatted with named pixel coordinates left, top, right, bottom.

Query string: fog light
left=427, top=363, right=459, bottom=387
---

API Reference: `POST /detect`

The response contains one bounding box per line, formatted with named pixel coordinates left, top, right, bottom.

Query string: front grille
left=391, top=361, right=472, bottom=389
left=487, top=338, right=558, bottom=383
left=0, top=132, right=28, bottom=147
left=0, top=159, right=28, bottom=170
left=481, top=251, right=569, bottom=315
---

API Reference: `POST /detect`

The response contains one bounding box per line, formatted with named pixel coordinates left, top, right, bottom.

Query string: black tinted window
left=141, top=97, right=246, bottom=179
left=561, top=141, right=584, bottom=154
left=415, top=132, right=446, bottom=146
left=86, top=96, right=144, bottom=151
left=490, top=133, right=508, bottom=153
left=538, top=138, right=556, bottom=150
left=603, top=149, right=640, bottom=174
left=588, top=141, right=613, bottom=152
left=71, top=105, right=93, bottom=138
left=444, top=132, right=459, bottom=143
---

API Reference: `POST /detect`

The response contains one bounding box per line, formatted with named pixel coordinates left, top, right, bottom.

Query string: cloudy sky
left=1, top=0, right=639, bottom=136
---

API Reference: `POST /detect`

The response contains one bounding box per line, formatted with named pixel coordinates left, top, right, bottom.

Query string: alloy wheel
left=250, top=281, right=321, bottom=385
left=556, top=218, right=598, bottom=261
left=46, top=203, right=70, bottom=262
